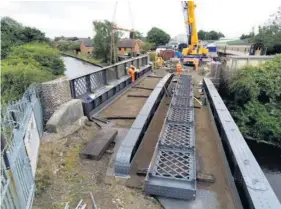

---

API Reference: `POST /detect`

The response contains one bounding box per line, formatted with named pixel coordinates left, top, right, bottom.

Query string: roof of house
left=82, top=39, right=93, bottom=47
left=117, top=39, right=137, bottom=48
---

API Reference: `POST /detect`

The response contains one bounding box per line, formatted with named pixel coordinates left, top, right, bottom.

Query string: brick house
left=117, top=38, right=142, bottom=55
left=79, top=38, right=94, bottom=55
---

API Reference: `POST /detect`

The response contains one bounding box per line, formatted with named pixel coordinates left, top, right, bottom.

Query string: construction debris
left=197, top=172, right=216, bottom=183
left=91, top=116, right=109, bottom=124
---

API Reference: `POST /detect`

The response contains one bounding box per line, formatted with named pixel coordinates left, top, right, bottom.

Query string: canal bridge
left=1, top=55, right=280, bottom=209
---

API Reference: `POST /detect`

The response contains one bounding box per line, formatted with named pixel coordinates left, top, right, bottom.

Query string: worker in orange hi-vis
left=127, top=66, right=135, bottom=82
left=176, top=61, right=182, bottom=75
left=194, top=59, right=199, bottom=72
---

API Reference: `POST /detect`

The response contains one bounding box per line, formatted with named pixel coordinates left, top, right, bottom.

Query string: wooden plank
left=80, top=129, right=118, bottom=160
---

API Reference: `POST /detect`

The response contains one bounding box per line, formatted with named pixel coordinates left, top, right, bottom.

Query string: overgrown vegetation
left=1, top=17, right=65, bottom=103
left=1, top=17, right=50, bottom=59
left=57, top=42, right=80, bottom=52
left=220, top=55, right=281, bottom=146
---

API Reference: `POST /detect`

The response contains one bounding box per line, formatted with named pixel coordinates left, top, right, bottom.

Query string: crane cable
left=110, top=1, right=118, bottom=64
left=128, top=1, right=134, bottom=31
left=110, top=1, right=135, bottom=64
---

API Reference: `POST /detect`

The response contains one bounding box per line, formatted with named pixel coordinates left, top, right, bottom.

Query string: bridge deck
left=143, top=71, right=238, bottom=208
left=100, top=69, right=239, bottom=208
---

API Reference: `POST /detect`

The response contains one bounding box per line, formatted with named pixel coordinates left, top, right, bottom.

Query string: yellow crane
left=181, top=1, right=208, bottom=56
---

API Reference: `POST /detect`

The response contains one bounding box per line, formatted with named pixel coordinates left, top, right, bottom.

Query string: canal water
left=61, top=56, right=102, bottom=78
left=247, top=140, right=281, bottom=202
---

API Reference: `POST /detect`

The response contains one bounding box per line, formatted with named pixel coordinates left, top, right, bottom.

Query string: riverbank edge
left=60, top=52, right=104, bottom=68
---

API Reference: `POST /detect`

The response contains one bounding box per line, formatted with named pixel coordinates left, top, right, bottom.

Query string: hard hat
left=130, top=65, right=134, bottom=67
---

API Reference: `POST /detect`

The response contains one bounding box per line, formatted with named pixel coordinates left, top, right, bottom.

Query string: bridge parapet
left=69, top=55, right=149, bottom=99
left=204, top=78, right=281, bottom=209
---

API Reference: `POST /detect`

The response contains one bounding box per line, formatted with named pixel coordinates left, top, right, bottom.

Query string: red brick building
left=79, top=38, right=94, bottom=55
left=117, top=38, right=142, bottom=55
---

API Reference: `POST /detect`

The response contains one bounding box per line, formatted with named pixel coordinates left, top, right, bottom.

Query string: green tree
left=1, top=17, right=49, bottom=59
left=140, top=42, right=155, bottom=54
left=134, top=31, right=144, bottom=40
left=93, top=20, right=122, bottom=63
left=198, top=30, right=224, bottom=40
left=251, top=7, right=281, bottom=54
left=207, top=30, right=224, bottom=40
left=146, top=27, right=170, bottom=47
left=198, top=30, right=207, bottom=40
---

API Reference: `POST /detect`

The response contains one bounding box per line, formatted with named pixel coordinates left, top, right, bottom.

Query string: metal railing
left=69, top=55, right=149, bottom=98
left=203, top=77, right=281, bottom=209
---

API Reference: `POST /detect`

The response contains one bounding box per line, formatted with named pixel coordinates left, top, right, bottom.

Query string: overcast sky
left=1, top=0, right=280, bottom=39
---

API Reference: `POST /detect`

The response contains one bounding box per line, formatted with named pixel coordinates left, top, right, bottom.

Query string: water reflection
left=61, top=56, right=102, bottom=78
left=247, top=140, right=281, bottom=202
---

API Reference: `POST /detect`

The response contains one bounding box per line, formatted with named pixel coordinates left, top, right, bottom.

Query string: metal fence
left=69, top=55, right=149, bottom=98
left=1, top=86, right=44, bottom=209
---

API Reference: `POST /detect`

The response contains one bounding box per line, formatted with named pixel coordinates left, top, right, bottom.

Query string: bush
left=58, top=42, right=80, bottom=52
left=1, top=60, right=53, bottom=103
left=1, top=43, right=65, bottom=103
left=226, top=54, right=281, bottom=145
left=6, top=43, right=65, bottom=75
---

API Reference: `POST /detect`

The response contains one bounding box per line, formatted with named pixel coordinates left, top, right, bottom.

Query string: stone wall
left=40, top=77, right=72, bottom=121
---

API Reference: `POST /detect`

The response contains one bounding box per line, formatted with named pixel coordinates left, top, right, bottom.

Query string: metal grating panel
left=152, top=149, right=194, bottom=180
left=114, top=74, right=173, bottom=176
left=90, top=71, right=104, bottom=91
left=74, top=77, right=87, bottom=97
left=167, top=107, right=193, bottom=123
left=172, top=97, right=193, bottom=107
left=175, top=89, right=193, bottom=97
left=159, top=123, right=194, bottom=150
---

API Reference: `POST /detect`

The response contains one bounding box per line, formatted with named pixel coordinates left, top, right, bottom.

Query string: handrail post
left=137, top=58, right=140, bottom=68
left=115, top=65, right=119, bottom=79
left=85, top=75, right=91, bottom=93
left=70, top=80, right=76, bottom=98
left=103, top=70, right=108, bottom=85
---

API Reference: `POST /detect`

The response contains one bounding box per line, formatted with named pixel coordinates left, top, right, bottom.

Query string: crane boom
left=181, top=1, right=208, bottom=56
